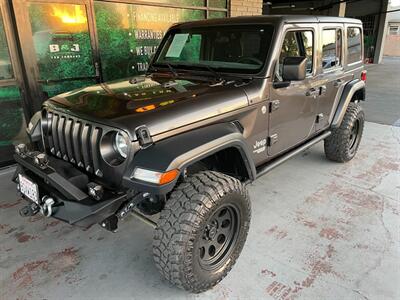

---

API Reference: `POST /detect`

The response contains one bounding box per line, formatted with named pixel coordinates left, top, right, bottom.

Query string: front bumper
left=14, top=153, right=129, bottom=227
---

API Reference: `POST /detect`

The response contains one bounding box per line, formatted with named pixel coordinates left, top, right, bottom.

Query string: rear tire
left=153, top=171, right=251, bottom=293
left=324, top=102, right=364, bottom=162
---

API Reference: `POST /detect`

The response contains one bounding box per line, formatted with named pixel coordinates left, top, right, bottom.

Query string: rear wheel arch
left=351, top=87, right=365, bottom=102
left=331, top=79, right=366, bottom=128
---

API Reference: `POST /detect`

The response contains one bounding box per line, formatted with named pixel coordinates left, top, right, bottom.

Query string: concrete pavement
left=0, top=121, right=399, bottom=300
left=364, top=56, right=400, bottom=126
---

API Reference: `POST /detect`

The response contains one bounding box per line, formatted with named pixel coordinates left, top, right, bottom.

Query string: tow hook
left=40, top=196, right=55, bottom=217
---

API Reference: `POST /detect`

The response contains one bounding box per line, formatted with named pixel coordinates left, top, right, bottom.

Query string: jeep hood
left=46, top=76, right=249, bottom=140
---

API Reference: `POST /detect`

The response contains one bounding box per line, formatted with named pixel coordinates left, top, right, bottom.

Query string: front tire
left=153, top=171, right=251, bottom=293
left=324, top=102, right=364, bottom=162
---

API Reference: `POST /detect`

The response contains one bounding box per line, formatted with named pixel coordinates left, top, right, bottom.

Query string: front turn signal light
left=159, top=169, right=180, bottom=185
left=132, top=168, right=179, bottom=185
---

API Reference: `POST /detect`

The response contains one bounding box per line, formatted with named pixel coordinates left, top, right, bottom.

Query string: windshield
left=153, top=25, right=274, bottom=75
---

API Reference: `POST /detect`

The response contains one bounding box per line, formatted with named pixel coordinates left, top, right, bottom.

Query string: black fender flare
left=122, top=122, right=256, bottom=194
left=331, top=79, right=365, bottom=128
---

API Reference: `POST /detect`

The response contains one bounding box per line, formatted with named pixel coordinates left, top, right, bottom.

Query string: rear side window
left=347, top=27, right=362, bottom=64
left=322, top=29, right=342, bottom=70
left=276, top=30, right=314, bottom=80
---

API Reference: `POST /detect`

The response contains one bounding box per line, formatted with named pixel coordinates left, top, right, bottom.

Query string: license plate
left=19, top=174, right=39, bottom=204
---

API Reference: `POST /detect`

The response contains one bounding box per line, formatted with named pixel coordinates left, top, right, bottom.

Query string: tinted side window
left=347, top=27, right=362, bottom=64
left=301, top=31, right=313, bottom=73
left=276, top=30, right=313, bottom=80
left=322, top=29, right=342, bottom=70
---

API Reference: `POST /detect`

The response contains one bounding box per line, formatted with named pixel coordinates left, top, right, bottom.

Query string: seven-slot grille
left=45, top=111, right=103, bottom=177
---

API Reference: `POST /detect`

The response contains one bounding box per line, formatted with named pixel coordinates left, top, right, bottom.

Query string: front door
left=0, top=0, right=29, bottom=166
left=12, top=0, right=100, bottom=112
left=268, top=26, right=319, bottom=156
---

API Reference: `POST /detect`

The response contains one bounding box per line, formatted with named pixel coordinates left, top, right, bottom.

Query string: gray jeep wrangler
left=13, top=16, right=366, bottom=292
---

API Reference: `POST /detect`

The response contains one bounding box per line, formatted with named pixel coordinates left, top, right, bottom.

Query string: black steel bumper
left=14, top=153, right=128, bottom=227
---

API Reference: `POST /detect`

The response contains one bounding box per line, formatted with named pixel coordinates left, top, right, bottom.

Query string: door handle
left=334, top=79, right=343, bottom=87
left=306, top=88, right=319, bottom=97
left=320, top=85, right=327, bottom=96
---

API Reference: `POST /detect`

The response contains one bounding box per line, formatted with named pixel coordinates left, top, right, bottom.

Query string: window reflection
left=28, top=3, right=95, bottom=81
left=322, top=29, right=342, bottom=70
left=0, top=86, right=27, bottom=165
left=94, top=2, right=206, bottom=81
left=347, top=27, right=362, bottom=64
left=0, top=10, right=13, bottom=80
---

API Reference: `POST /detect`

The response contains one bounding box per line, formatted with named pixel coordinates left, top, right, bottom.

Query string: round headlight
left=114, top=132, right=128, bottom=159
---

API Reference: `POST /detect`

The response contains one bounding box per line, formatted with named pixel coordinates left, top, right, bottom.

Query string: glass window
left=0, top=86, right=27, bottom=165
left=389, top=25, right=399, bottom=35
left=301, top=31, right=313, bottom=73
left=140, top=0, right=206, bottom=6
left=276, top=30, right=314, bottom=80
left=209, top=0, right=227, bottom=8
left=347, top=27, right=362, bottom=64
left=155, top=25, right=274, bottom=74
left=27, top=3, right=98, bottom=97
left=28, top=3, right=95, bottom=81
left=0, top=10, right=13, bottom=80
left=94, top=2, right=206, bottom=81
left=322, top=29, right=342, bottom=70
left=208, top=11, right=227, bottom=19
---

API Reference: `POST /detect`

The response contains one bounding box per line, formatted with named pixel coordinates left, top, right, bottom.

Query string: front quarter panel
left=122, top=123, right=256, bottom=194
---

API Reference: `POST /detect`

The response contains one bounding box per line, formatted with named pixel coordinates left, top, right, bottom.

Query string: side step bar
left=256, top=131, right=331, bottom=179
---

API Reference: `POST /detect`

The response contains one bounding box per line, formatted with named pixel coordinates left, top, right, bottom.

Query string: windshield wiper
left=165, top=63, right=178, bottom=78
left=148, top=63, right=178, bottom=78
left=190, top=63, right=222, bottom=82
left=182, top=63, right=259, bottom=83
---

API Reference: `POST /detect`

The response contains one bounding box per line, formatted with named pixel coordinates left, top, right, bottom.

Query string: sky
left=390, top=0, right=400, bottom=7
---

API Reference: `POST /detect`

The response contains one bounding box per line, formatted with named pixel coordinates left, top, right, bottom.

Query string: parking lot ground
left=365, top=56, right=400, bottom=126
left=0, top=121, right=399, bottom=300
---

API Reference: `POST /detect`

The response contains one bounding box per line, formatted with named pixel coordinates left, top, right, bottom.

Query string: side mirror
left=282, top=56, right=307, bottom=81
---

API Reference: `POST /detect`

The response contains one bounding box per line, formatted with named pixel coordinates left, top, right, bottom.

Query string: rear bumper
left=14, top=153, right=128, bottom=227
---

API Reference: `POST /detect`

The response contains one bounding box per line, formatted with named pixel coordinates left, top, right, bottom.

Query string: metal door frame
left=0, top=0, right=33, bottom=166
left=268, top=23, right=320, bottom=157
left=11, top=0, right=102, bottom=113
left=0, top=0, right=31, bottom=117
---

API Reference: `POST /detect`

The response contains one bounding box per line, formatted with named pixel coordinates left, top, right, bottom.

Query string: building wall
left=230, top=0, right=263, bottom=17
left=384, top=22, right=400, bottom=56
left=383, top=2, right=400, bottom=56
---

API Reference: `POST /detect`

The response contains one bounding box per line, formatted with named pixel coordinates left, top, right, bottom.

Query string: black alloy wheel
left=198, top=204, right=240, bottom=271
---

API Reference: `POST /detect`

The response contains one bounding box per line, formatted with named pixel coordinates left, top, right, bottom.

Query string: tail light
left=361, top=70, right=367, bottom=82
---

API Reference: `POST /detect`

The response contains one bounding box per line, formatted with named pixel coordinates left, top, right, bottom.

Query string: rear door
left=268, top=24, right=319, bottom=156
left=314, top=24, right=352, bottom=132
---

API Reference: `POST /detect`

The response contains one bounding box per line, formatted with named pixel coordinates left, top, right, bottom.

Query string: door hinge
left=269, top=100, right=280, bottom=112
left=268, top=134, right=278, bottom=146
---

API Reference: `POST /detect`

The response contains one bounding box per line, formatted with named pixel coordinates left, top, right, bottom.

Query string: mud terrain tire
left=324, top=102, right=364, bottom=162
left=153, top=171, right=251, bottom=293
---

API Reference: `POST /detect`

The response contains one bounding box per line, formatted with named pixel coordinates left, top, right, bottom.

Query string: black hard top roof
left=172, top=15, right=362, bottom=29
